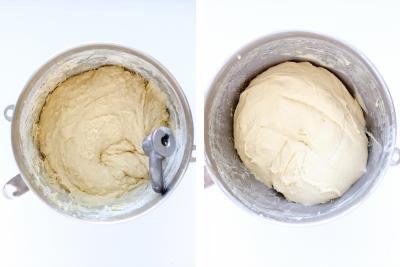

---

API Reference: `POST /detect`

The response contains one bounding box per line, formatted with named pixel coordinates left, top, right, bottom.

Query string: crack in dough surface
left=234, top=62, right=368, bottom=205
left=36, top=65, right=169, bottom=204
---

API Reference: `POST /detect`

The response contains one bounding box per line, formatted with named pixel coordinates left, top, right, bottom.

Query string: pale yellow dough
left=234, top=62, right=368, bottom=205
left=37, top=66, right=169, bottom=203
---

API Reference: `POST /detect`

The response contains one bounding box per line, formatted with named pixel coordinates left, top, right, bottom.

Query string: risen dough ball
left=37, top=66, right=169, bottom=203
left=234, top=62, right=368, bottom=205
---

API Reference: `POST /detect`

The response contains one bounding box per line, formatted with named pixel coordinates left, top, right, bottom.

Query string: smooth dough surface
left=234, top=62, right=368, bottom=205
left=37, top=65, right=169, bottom=203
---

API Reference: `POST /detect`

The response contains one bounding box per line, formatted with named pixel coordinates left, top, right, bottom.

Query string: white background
left=0, top=1, right=195, bottom=267
left=198, top=0, right=400, bottom=267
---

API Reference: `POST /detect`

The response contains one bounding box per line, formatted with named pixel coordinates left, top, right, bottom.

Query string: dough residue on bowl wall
left=35, top=65, right=169, bottom=205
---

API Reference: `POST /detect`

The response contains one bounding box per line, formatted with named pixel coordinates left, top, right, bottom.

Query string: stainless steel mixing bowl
left=205, top=31, right=400, bottom=224
left=3, top=44, right=194, bottom=222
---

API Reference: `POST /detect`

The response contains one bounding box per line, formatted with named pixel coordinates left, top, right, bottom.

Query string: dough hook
left=142, top=127, right=176, bottom=194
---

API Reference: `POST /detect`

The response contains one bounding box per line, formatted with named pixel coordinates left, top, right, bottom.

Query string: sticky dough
left=37, top=65, right=169, bottom=203
left=234, top=62, right=368, bottom=205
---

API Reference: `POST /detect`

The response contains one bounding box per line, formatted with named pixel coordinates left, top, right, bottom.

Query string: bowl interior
left=14, top=45, right=192, bottom=221
left=205, top=32, right=396, bottom=223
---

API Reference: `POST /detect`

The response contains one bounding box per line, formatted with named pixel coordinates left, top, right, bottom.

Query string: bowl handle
left=3, top=174, right=30, bottom=199
left=3, top=105, right=29, bottom=198
left=390, top=147, right=400, bottom=166
left=3, top=104, right=14, bottom=122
